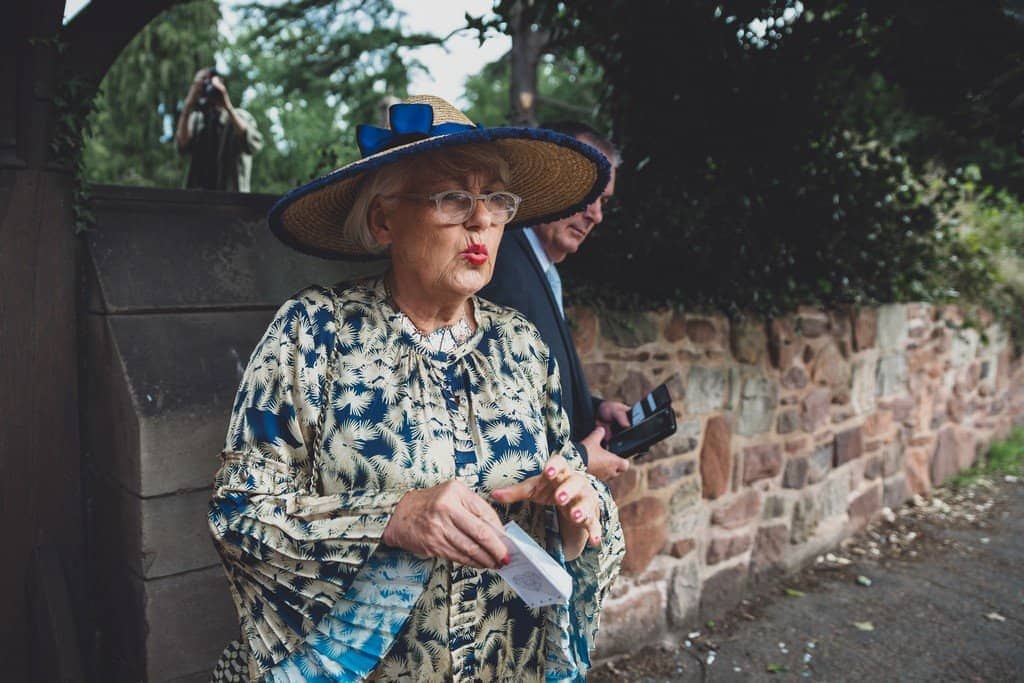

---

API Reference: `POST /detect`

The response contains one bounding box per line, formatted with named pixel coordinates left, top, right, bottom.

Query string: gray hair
left=341, top=144, right=513, bottom=255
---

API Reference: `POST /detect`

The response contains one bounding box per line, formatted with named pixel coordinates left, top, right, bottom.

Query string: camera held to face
left=199, top=68, right=220, bottom=109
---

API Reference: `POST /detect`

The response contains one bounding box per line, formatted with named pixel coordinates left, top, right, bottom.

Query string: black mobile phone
left=606, top=405, right=677, bottom=458
left=628, top=382, right=673, bottom=426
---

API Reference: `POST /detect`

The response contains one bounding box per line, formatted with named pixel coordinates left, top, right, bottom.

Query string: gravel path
left=590, top=478, right=1024, bottom=682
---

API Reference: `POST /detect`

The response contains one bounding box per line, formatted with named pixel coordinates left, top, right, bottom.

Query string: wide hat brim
left=267, top=127, right=612, bottom=260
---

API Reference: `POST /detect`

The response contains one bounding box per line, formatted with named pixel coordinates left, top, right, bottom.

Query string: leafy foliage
left=504, top=0, right=1024, bottom=322
left=227, top=0, right=441, bottom=193
left=82, top=0, right=222, bottom=188
left=463, top=47, right=608, bottom=132
left=82, top=0, right=440, bottom=194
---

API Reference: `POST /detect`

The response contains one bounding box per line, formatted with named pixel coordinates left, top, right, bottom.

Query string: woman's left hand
left=491, top=454, right=601, bottom=560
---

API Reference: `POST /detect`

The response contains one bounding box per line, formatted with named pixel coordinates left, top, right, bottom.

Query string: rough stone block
left=797, top=314, right=829, bottom=338
left=601, top=310, right=659, bottom=348
left=568, top=306, right=598, bottom=356
left=850, top=350, right=879, bottom=415
left=949, top=328, right=980, bottom=369
left=585, top=359, right=614, bottom=386
left=852, top=307, right=877, bottom=351
left=883, top=474, right=910, bottom=510
left=752, top=524, right=790, bottom=575
left=700, top=415, right=732, bottom=499
left=667, top=556, right=701, bottom=627
left=706, top=533, right=753, bottom=565
left=686, top=319, right=718, bottom=345
left=802, top=388, right=831, bottom=432
left=667, top=539, right=696, bottom=558
left=619, top=369, right=654, bottom=405
left=876, top=304, right=907, bottom=350
left=648, top=457, right=696, bottom=489
left=782, top=366, right=809, bottom=390
left=785, top=437, right=810, bottom=454
left=777, top=409, right=800, bottom=434
left=790, top=493, right=818, bottom=544
left=711, top=489, right=762, bottom=529
left=834, top=427, right=863, bottom=466
left=863, top=455, right=882, bottom=480
left=819, top=476, right=849, bottom=520
left=91, top=473, right=217, bottom=579
left=882, top=441, right=905, bottom=477
left=664, top=313, right=687, bottom=342
left=876, top=353, right=909, bottom=397
left=848, top=485, right=882, bottom=529
left=762, top=495, right=788, bottom=520
left=596, top=584, right=666, bottom=655
left=699, top=564, right=748, bottom=621
left=607, top=466, right=640, bottom=501
left=768, top=318, right=799, bottom=370
left=100, top=566, right=238, bottom=682
left=619, top=497, right=669, bottom=575
left=807, top=443, right=834, bottom=484
left=782, top=456, right=809, bottom=489
left=685, top=365, right=727, bottom=415
left=811, top=343, right=851, bottom=392
left=85, top=187, right=371, bottom=313
left=670, top=419, right=702, bottom=455
left=743, top=444, right=782, bottom=484
left=730, top=317, right=766, bottom=365
left=87, top=311, right=279, bottom=496
left=736, top=377, right=778, bottom=436
left=930, top=426, right=976, bottom=486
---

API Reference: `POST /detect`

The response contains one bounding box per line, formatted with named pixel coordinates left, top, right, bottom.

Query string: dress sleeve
left=537, top=350, right=626, bottom=679
left=208, top=292, right=408, bottom=674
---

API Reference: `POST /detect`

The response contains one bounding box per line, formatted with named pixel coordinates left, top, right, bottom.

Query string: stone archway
left=1, top=2, right=199, bottom=680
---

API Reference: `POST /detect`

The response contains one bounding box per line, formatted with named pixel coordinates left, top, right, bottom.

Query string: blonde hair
left=342, top=144, right=513, bottom=255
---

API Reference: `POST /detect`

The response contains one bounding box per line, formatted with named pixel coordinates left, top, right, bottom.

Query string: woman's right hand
left=382, top=480, right=510, bottom=570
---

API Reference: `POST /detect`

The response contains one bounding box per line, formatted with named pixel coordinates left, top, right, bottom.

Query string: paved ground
left=591, top=478, right=1024, bottom=682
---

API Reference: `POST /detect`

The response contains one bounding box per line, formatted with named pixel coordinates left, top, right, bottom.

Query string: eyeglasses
left=384, top=190, right=522, bottom=225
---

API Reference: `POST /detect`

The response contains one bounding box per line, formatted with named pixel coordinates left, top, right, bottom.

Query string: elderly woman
left=209, top=95, right=624, bottom=682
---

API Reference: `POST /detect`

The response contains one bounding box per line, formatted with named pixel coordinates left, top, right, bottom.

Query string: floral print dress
left=208, top=278, right=624, bottom=682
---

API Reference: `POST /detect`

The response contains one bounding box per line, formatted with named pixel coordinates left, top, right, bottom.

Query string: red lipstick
left=461, top=243, right=488, bottom=266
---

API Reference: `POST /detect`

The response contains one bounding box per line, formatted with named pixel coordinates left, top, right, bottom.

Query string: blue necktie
left=546, top=265, right=564, bottom=318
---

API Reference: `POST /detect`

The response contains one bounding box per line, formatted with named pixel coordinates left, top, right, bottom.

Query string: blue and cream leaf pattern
left=209, top=278, right=624, bottom=681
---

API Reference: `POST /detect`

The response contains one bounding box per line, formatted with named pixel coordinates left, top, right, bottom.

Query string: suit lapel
left=513, top=231, right=592, bottom=438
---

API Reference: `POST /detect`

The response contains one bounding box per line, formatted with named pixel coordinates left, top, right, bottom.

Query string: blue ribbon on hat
left=355, top=103, right=482, bottom=158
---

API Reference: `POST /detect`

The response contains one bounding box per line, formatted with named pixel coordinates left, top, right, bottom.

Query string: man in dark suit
left=481, top=122, right=630, bottom=481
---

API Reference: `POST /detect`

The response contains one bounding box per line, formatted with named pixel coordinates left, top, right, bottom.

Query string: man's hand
left=208, top=75, right=231, bottom=108
left=581, top=426, right=630, bottom=482
left=595, top=400, right=630, bottom=434
left=382, top=480, right=509, bottom=570
left=185, top=68, right=210, bottom=107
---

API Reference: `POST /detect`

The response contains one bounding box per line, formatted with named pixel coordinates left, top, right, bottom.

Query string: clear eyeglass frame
left=385, top=190, right=523, bottom=224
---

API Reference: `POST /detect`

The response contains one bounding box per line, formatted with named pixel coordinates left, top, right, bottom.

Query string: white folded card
left=496, top=521, right=573, bottom=609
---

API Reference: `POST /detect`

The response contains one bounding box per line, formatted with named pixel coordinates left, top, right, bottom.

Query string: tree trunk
left=508, top=1, right=551, bottom=127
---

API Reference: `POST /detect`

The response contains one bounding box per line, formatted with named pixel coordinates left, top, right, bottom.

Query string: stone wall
left=82, top=186, right=381, bottom=681
left=81, top=188, right=1024, bottom=677
left=570, top=304, right=1024, bottom=653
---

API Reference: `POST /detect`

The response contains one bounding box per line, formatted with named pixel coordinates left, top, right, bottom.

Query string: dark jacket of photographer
left=180, top=106, right=263, bottom=192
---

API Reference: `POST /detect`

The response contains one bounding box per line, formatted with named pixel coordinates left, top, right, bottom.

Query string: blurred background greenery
left=78, top=0, right=1024, bottom=337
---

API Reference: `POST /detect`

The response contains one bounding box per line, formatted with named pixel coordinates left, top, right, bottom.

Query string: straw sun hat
left=267, top=95, right=612, bottom=260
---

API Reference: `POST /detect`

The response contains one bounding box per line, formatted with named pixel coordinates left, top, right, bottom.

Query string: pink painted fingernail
left=545, top=467, right=557, bottom=477
left=502, top=554, right=511, bottom=566
left=557, top=492, right=568, bottom=504
left=573, top=509, right=583, bottom=521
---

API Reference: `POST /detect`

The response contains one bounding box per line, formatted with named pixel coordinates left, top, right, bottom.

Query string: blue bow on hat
left=356, top=102, right=482, bottom=158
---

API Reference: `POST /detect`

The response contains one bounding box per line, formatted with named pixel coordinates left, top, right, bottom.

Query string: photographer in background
left=175, top=68, right=263, bottom=192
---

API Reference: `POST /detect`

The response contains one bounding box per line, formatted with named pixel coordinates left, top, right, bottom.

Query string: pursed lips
left=461, top=243, right=489, bottom=265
